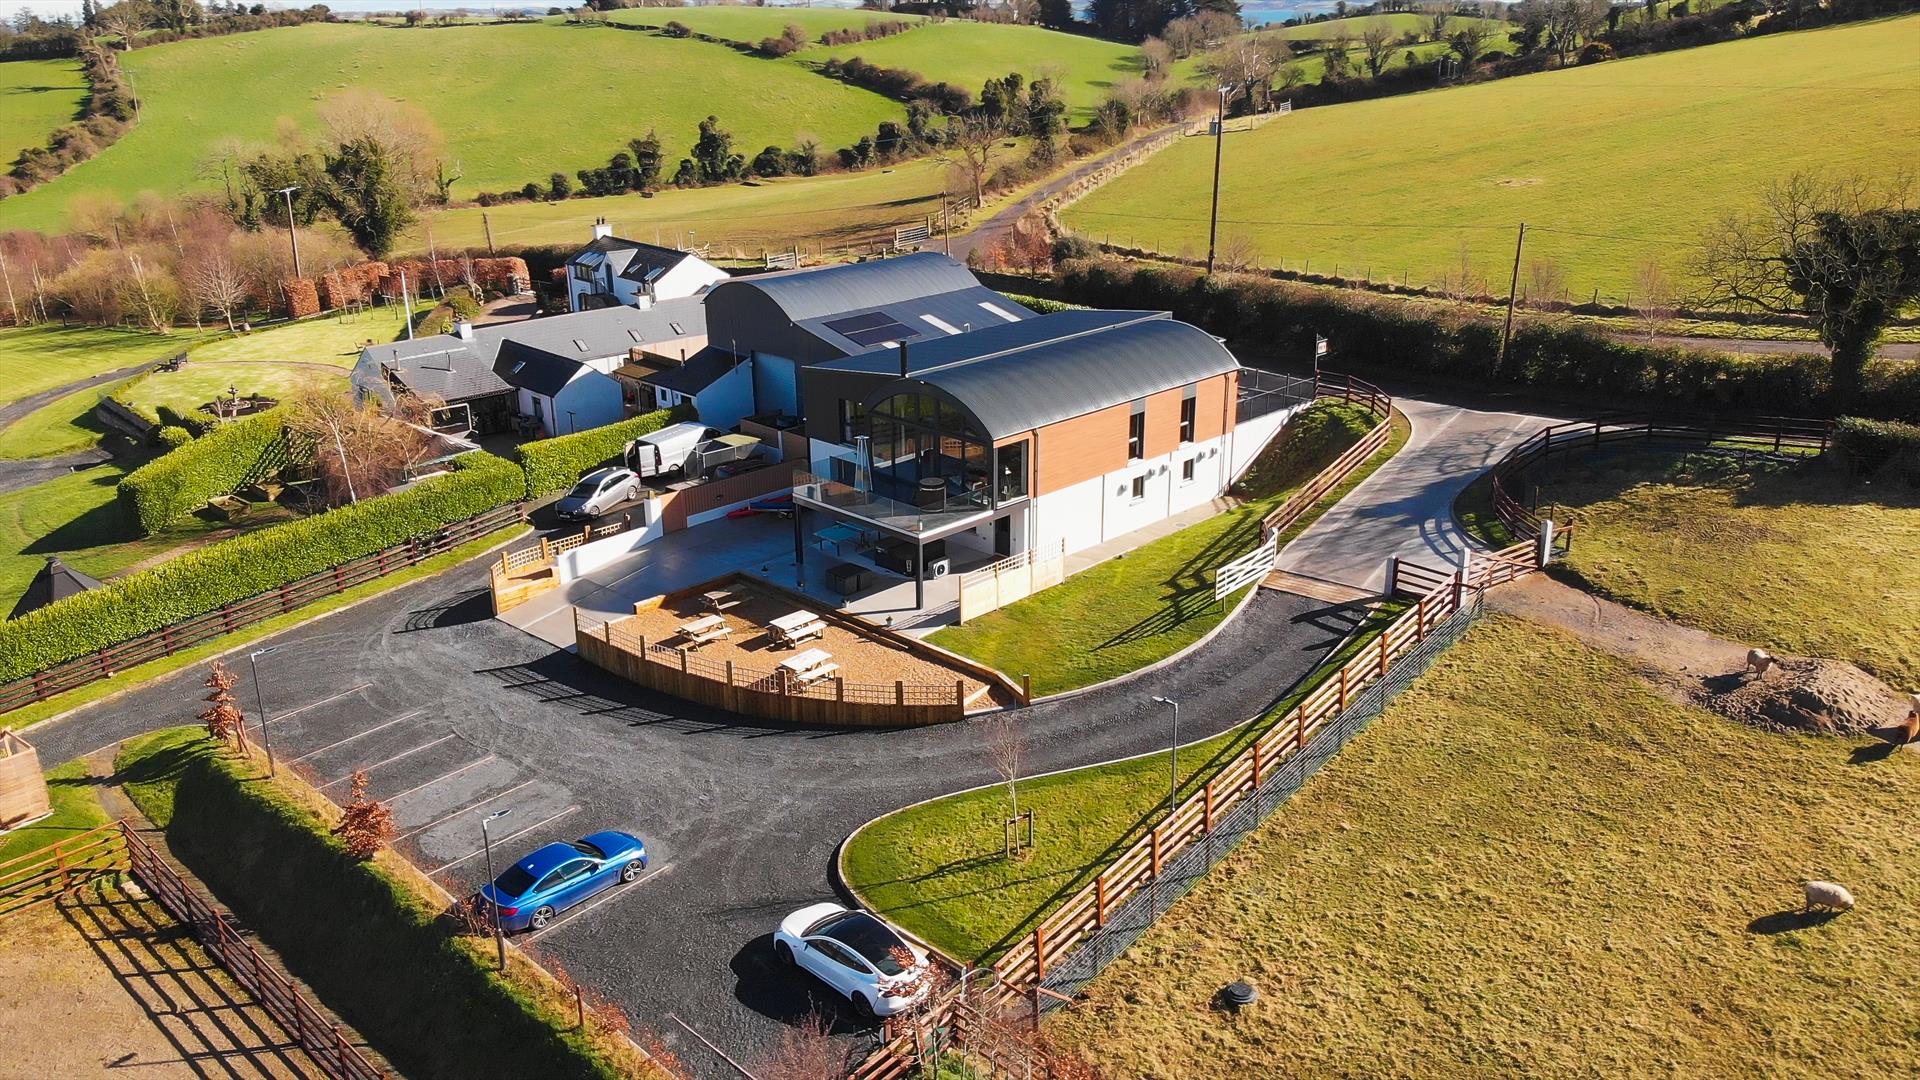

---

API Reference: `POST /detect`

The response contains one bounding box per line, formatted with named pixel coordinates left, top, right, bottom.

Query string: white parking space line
left=317, top=732, right=457, bottom=788
left=519, top=863, right=673, bottom=945
left=266, top=683, right=374, bottom=725
left=284, top=710, right=424, bottom=765
left=427, top=805, right=580, bottom=876
left=394, top=779, right=537, bottom=842
left=382, top=754, right=496, bottom=805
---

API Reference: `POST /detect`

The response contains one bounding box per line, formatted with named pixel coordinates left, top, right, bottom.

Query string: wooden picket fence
left=0, top=503, right=524, bottom=716
left=0, top=821, right=389, bottom=1079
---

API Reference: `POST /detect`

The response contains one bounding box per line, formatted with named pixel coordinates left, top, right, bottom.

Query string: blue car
left=480, top=831, right=649, bottom=932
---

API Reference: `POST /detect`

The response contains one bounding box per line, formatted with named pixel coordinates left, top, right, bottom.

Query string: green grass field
left=412, top=155, right=955, bottom=256
left=0, top=307, right=398, bottom=460
left=813, top=21, right=1144, bottom=119
left=1547, top=452, right=1920, bottom=687
left=1071, top=14, right=1920, bottom=303
left=601, top=6, right=926, bottom=43
left=0, top=324, right=211, bottom=408
left=0, top=758, right=109, bottom=866
left=1048, top=615, right=1920, bottom=1079
left=0, top=58, right=88, bottom=169
left=0, top=22, right=905, bottom=233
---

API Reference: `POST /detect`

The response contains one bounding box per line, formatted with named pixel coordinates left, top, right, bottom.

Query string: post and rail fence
left=0, top=820, right=390, bottom=1080
left=0, top=503, right=525, bottom=717
left=1486, top=414, right=1830, bottom=541
left=847, top=539, right=1562, bottom=1080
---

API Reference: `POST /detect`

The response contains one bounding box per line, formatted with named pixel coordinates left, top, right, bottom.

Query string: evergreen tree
left=628, top=129, right=663, bottom=191
left=321, top=136, right=416, bottom=257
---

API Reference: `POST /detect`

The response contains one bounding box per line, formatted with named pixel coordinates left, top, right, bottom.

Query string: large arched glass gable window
left=863, top=387, right=998, bottom=509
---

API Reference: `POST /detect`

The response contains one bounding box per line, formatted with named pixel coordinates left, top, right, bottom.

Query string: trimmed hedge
left=0, top=452, right=523, bottom=684
left=1054, top=259, right=1920, bottom=422
left=1833, top=416, right=1920, bottom=482
left=513, top=405, right=691, bottom=497
left=122, top=730, right=634, bottom=1080
left=117, top=409, right=287, bottom=533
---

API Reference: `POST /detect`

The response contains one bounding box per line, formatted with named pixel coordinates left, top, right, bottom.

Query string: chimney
left=898, top=341, right=909, bottom=377
left=633, top=293, right=653, bottom=311
left=453, top=318, right=474, bottom=341
left=591, top=218, right=613, bottom=241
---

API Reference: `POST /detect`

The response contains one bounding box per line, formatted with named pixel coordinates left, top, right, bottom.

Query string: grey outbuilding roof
left=816, top=310, right=1240, bottom=440
left=639, top=346, right=745, bottom=396
left=724, top=252, right=984, bottom=323
left=357, top=299, right=707, bottom=402
left=9, top=556, right=104, bottom=619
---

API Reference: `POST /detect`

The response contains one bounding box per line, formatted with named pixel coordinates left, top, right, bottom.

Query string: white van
left=624, top=421, right=718, bottom=479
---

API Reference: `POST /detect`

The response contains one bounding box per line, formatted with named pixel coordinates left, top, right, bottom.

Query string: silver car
left=555, top=467, right=642, bottom=521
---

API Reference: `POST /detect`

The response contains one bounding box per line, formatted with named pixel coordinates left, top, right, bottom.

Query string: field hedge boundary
left=1052, top=259, right=1920, bottom=422
left=1833, top=416, right=1920, bottom=482
left=0, top=451, right=523, bottom=683
left=121, top=729, right=647, bottom=1080
left=117, top=409, right=287, bottom=533
left=513, top=405, right=692, bottom=497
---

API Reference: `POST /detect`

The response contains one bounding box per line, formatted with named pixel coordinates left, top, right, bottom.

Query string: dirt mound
left=1693, top=657, right=1909, bottom=736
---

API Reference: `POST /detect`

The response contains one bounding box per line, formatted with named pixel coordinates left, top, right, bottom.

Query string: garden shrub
left=2, top=452, right=523, bottom=683
left=1053, top=258, right=1920, bottom=422
left=117, top=409, right=287, bottom=533
left=125, top=731, right=636, bottom=1080
left=1832, top=416, right=1920, bottom=482
left=513, top=405, right=691, bottom=497
left=156, top=425, right=192, bottom=450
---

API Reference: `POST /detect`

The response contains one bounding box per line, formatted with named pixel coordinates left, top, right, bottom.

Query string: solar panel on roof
left=822, top=312, right=894, bottom=334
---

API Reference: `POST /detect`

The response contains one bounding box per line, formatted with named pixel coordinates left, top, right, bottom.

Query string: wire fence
left=1032, top=589, right=1485, bottom=1009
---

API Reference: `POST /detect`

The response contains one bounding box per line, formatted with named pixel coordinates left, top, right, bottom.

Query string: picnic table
left=767, top=609, right=827, bottom=648
left=777, top=648, right=838, bottom=688
left=814, top=523, right=863, bottom=555
left=702, top=589, right=739, bottom=613
left=675, top=613, right=731, bottom=649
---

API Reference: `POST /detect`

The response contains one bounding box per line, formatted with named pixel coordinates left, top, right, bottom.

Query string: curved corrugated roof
left=864, top=312, right=1239, bottom=439
left=721, top=252, right=982, bottom=323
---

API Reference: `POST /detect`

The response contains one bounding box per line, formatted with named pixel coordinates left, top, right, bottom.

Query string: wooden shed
left=0, top=731, right=51, bottom=830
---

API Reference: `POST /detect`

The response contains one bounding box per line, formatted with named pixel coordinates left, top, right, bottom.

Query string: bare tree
left=120, top=250, right=180, bottom=334
left=283, top=379, right=440, bottom=506
left=1217, top=232, right=1261, bottom=273
left=1449, top=22, right=1496, bottom=69
left=1361, top=18, right=1398, bottom=77
left=944, top=115, right=1000, bottom=209
left=1425, top=3, right=1453, bottom=40
left=1693, top=172, right=1920, bottom=407
left=754, top=1011, right=846, bottom=1080
left=981, top=714, right=1027, bottom=851
left=1630, top=257, right=1675, bottom=341
left=98, top=1, right=151, bottom=50
left=1140, top=36, right=1173, bottom=80
left=1526, top=256, right=1567, bottom=305
left=185, top=246, right=250, bottom=332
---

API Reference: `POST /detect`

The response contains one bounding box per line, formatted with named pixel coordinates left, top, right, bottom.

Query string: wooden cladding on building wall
left=1030, top=372, right=1236, bottom=495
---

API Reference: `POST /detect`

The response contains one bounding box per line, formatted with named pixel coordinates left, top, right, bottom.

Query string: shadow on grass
left=1747, top=909, right=1843, bottom=935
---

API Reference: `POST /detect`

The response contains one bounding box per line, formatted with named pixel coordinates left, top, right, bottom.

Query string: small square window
left=1181, top=458, right=1196, bottom=484
left=1130, top=475, right=1147, bottom=502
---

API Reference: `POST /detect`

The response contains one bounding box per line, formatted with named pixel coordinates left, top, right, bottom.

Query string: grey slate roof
left=815, top=310, right=1239, bottom=440
left=9, top=556, right=104, bottom=620
left=725, top=252, right=983, bottom=323
left=640, top=345, right=744, bottom=395
left=360, top=298, right=707, bottom=401
left=573, top=235, right=693, bottom=284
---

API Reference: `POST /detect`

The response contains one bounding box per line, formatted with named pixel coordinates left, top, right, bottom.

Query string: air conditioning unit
left=927, top=557, right=952, bottom=578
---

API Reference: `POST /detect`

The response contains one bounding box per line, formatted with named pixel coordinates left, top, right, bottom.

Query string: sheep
left=1897, top=692, right=1920, bottom=746
left=1745, top=648, right=1780, bottom=680
left=1801, top=880, right=1855, bottom=914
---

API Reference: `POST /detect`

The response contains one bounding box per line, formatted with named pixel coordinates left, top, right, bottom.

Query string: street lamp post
left=1150, top=695, right=1180, bottom=916
left=275, top=186, right=303, bottom=278
left=248, top=646, right=280, bottom=777
left=1205, top=86, right=1229, bottom=276
left=482, top=808, right=514, bottom=970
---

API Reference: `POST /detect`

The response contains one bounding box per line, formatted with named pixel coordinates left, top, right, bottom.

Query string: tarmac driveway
left=29, top=555, right=1355, bottom=1077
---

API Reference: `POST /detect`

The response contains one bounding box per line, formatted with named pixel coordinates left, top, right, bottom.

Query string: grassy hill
left=0, top=22, right=905, bottom=233
left=813, top=21, right=1144, bottom=119
left=600, top=6, right=927, bottom=43
left=1069, top=14, right=1920, bottom=303
left=0, top=58, right=88, bottom=170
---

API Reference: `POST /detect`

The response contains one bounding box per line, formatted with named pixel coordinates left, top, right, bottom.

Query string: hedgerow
left=1053, top=258, right=1920, bottom=422
left=116, top=408, right=287, bottom=533
left=1, top=452, right=523, bottom=684
left=513, top=405, right=691, bottom=497
left=1832, top=416, right=1920, bottom=482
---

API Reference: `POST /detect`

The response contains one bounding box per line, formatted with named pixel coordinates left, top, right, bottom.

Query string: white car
left=773, top=902, right=932, bottom=1018
left=554, top=466, right=642, bottom=522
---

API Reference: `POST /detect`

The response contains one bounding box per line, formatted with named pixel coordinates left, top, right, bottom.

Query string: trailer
left=624, top=421, right=720, bottom=479
left=688, top=433, right=760, bottom=477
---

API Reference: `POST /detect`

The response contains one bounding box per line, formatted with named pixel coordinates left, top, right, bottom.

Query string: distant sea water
left=3, top=0, right=1352, bottom=22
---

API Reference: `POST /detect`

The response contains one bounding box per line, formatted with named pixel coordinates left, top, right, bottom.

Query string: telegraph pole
left=1497, top=222, right=1526, bottom=375
left=483, top=212, right=497, bottom=257
left=276, top=186, right=302, bottom=278
left=1205, top=86, right=1228, bottom=276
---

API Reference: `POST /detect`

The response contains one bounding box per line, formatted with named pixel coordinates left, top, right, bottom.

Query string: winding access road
left=24, top=385, right=1564, bottom=1077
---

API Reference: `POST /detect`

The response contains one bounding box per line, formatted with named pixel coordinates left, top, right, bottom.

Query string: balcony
left=790, top=471, right=996, bottom=539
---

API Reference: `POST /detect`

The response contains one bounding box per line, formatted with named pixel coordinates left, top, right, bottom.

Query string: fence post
left=896, top=680, right=905, bottom=706
left=836, top=677, right=845, bottom=702
left=956, top=680, right=965, bottom=706
left=1384, top=555, right=1399, bottom=598
left=1033, top=925, right=1047, bottom=979
left=1536, top=519, right=1555, bottom=567
left=1415, top=595, right=1428, bottom=641
left=1150, top=828, right=1163, bottom=878
left=1338, top=665, right=1350, bottom=711
left=679, top=649, right=688, bottom=674
left=1203, top=780, right=1215, bottom=831
left=1095, top=876, right=1108, bottom=926
left=725, top=660, right=734, bottom=686
left=1377, top=633, right=1390, bottom=678
left=1295, top=705, right=1307, bottom=752
left=1022, top=673, right=1033, bottom=701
